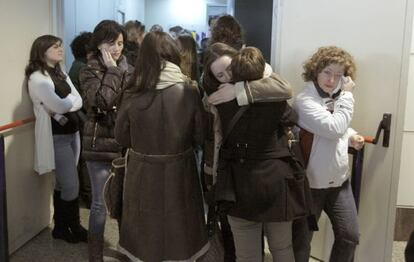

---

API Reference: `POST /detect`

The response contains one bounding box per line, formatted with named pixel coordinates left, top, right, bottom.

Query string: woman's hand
left=99, top=43, right=117, bottom=68
left=341, top=76, right=355, bottom=92
left=207, top=83, right=236, bottom=105
left=350, top=134, right=364, bottom=150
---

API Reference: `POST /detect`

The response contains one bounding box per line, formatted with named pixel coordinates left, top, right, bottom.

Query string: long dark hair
left=127, top=31, right=181, bottom=93
left=202, top=42, right=238, bottom=95
left=89, top=20, right=126, bottom=56
left=25, top=35, right=65, bottom=78
left=210, top=15, right=244, bottom=50
left=176, top=35, right=198, bottom=81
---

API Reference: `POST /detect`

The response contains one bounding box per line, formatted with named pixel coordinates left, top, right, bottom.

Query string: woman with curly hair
left=292, top=46, right=364, bottom=262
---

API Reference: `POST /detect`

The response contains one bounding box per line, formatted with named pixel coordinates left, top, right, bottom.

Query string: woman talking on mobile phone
left=292, top=46, right=364, bottom=262
left=79, top=20, right=134, bottom=262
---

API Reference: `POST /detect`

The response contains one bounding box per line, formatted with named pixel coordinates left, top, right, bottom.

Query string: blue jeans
left=53, top=132, right=80, bottom=201
left=86, top=161, right=112, bottom=235
left=293, top=180, right=359, bottom=262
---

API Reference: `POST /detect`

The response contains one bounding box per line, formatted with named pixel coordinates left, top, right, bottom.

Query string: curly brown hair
left=302, top=46, right=356, bottom=82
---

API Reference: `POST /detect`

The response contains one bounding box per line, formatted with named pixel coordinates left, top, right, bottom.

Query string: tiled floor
left=10, top=208, right=123, bottom=262
left=9, top=208, right=406, bottom=261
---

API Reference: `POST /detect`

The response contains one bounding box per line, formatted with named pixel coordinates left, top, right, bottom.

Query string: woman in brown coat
left=115, top=31, right=208, bottom=262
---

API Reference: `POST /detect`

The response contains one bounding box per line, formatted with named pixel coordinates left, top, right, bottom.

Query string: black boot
left=62, top=197, right=88, bottom=242
left=52, top=191, right=79, bottom=243
left=88, top=234, right=104, bottom=262
left=79, top=157, right=92, bottom=209
left=219, top=214, right=236, bottom=262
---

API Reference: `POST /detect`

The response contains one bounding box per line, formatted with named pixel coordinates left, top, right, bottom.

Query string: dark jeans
left=293, top=180, right=359, bottom=262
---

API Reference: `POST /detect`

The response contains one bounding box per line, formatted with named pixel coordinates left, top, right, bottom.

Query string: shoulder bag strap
left=222, top=105, right=250, bottom=144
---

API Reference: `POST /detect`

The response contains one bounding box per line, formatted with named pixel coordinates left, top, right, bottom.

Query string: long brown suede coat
left=115, top=75, right=208, bottom=261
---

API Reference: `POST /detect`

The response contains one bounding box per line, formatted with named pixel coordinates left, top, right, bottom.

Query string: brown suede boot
left=88, top=234, right=104, bottom=262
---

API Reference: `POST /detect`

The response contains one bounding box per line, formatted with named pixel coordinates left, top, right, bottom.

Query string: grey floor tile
left=10, top=208, right=121, bottom=262
left=9, top=208, right=408, bottom=261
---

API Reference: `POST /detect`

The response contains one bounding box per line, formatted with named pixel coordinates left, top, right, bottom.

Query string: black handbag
left=201, top=106, right=249, bottom=262
left=103, top=151, right=128, bottom=220
left=199, top=205, right=225, bottom=262
left=286, top=146, right=318, bottom=230
left=284, top=156, right=313, bottom=220
left=214, top=106, right=250, bottom=210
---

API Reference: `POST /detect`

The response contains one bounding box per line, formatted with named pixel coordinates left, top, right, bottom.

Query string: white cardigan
left=294, top=82, right=356, bottom=189
left=28, top=70, right=82, bottom=175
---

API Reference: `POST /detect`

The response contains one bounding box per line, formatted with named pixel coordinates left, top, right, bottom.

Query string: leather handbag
left=104, top=150, right=128, bottom=220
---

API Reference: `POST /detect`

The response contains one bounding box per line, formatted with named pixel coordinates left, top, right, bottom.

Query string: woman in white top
left=292, top=46, right=364, bottom=262
left=25, top=35, right=86, bottom=244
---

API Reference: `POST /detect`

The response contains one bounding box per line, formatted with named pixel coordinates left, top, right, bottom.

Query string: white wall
left=63, top=0, right=116, bottom=69
left=274, top=0, right=411, bottom=261
left=63, top=0, right=145, bottom=69
left=396, top=23, right=414, bottom=206
left=0, top=0, right=55, bottom=253
left=144, top=0, right=227, bottom=41
left=397, top=132, right=414, bottom=207
left=124, top=0, right=145, bottom=23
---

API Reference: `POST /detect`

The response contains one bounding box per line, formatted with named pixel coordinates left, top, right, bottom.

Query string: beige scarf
left=156, top=61, right=188, bottom=90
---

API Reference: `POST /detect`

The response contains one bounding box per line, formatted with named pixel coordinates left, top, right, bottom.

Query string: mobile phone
left=332, top=76, right=343, bottom=94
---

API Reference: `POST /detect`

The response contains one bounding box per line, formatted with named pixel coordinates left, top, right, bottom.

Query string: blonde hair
left=302, top=46, right=356, bottom=82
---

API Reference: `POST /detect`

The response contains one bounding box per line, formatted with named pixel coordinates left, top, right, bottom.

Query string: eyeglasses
left=321, top=69, right=343, bottom=80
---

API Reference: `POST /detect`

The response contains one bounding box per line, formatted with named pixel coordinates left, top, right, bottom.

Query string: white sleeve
left=347, top=127, right=358, bottom=146
left=234, top=81, right=249, bottom=106
left=295, top=91, right=354, bottom=140
left=29, top=77, right=73, bottom=114
left=66, top=76, right=83, bottom=112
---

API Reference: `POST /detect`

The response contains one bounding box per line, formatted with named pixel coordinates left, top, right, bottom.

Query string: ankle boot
left=62, top=197, right=88, bottom=242
left=220, top=214, right=236, bottom=262
left=88, top=234, right=104, bottom=262
left=52, top=191, right=79, bottom=243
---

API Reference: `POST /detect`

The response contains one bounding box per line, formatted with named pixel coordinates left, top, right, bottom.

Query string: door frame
left=51, top=0, right=64, bottom=38
left=271, top=0, right=414, bottom=260
left=383, top=1, right=414, bottom=260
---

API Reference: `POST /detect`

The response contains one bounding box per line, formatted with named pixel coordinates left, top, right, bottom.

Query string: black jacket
left=216, top=100, right=312, bottom=222
left=79, top=55, right=134, bottom=161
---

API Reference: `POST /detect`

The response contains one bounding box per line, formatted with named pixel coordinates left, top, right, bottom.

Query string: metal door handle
left=371, top=113, right=392, bottom=147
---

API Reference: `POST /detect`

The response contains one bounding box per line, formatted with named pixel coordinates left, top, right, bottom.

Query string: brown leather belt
left=129, top=147, right=193, bottom=163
